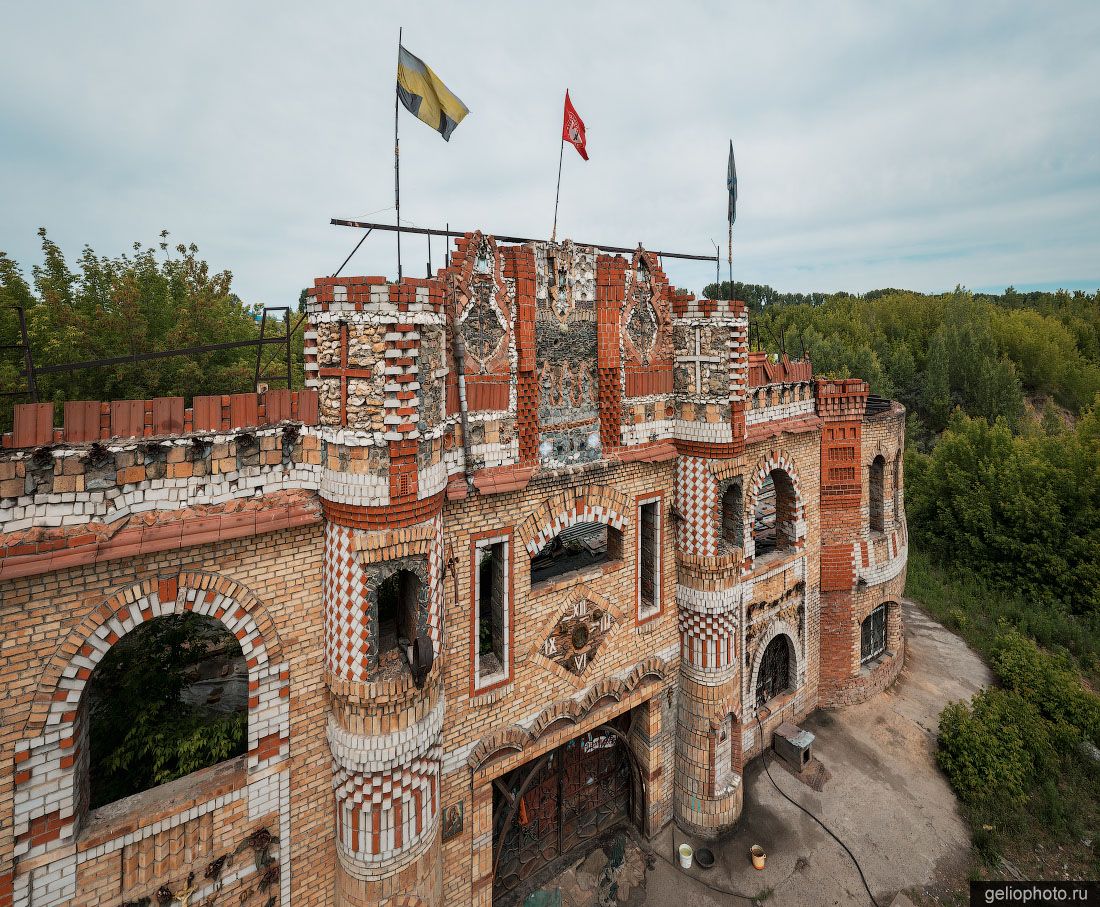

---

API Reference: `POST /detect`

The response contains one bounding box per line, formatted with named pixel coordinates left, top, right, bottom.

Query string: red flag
left=562, top=91, right=588, bottom=161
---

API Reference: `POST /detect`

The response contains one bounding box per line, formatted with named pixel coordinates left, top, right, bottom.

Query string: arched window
left=86, top=613, right=247, bottom=809
left=720, top=481, right=743, bottom=551
left=861, top=605, right=888, bottom=664
left=377, top=569, right=421, bottom=667
left=753, top=470, right=796, bottom=558
left=755, top=635, right=794, bottom=706
left=531, top=521, right=623, bottom=587
left=869, top=455, right=886, bottom=533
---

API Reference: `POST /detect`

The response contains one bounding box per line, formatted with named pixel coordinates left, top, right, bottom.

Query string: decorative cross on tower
left=318, top=322, right=375, bottom=427
left=676, top=325, right=722, bottom=394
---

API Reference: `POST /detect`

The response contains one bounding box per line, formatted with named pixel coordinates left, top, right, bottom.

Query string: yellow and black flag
left=397, top=45, right=469, bottom=141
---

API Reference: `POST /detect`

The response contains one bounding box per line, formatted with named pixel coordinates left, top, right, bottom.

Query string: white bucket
left=678, top=843, right=694, bottom=870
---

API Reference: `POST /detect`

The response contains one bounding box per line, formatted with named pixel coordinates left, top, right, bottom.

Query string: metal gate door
left=493, top=720, right=633, bottom=900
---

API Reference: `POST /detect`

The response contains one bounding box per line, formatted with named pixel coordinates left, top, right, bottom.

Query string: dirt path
left=644, top=599, right=992, bottom=906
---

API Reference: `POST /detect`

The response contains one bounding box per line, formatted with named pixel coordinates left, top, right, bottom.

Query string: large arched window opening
left=720, top=481, right=743, bottom=551
left=86, top=613, right=247, bottom=810
left=531, top=521, right=623, bottom=587
left=755, top=634, right=794, bottom=707
left=869, top=455, right=886, bottom=533
left=753, top=470, right=797, bottom=559
left=377, top=569, right=421, bottom=670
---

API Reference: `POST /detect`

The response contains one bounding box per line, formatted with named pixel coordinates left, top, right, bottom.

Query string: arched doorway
left=755, top=633, right=795, bottom=707
left=492, top=715, right=640, bottom=901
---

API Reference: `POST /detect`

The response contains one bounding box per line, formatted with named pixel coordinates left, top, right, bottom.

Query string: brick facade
left=0, top=232, right=905, bottom=905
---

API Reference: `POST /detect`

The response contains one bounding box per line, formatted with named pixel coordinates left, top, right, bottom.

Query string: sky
left=2, top=2, right=1099, bottom=308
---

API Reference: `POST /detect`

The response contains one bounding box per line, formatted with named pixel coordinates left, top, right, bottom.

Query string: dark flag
left=727, top=140, right=737, bottom=225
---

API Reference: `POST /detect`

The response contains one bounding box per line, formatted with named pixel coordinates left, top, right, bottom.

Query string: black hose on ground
left=755, top=715, right=882, bottom=907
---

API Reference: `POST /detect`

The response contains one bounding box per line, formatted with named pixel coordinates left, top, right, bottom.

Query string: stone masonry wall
left=0, top=524, right=328, bottom=907
left=437, top=459, right=679, bottom=906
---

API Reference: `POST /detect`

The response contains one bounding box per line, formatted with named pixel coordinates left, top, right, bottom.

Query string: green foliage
left=937, top=689, right=1052, bottom=809
left=906, top=410, right=1100, bottom=627
left=905, top=550, right=1100, bottom=680
left=0, top=229, right=304, bottom=429
left=916, top=552, right=1100, bottom=875
left=743, top=287, right=1100, bottom=436
left=991, top=632, right=1100, bottom=745
left=88, top=613, right=246, bottom=808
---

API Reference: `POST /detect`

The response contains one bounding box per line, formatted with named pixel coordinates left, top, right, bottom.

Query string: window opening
left=477, top=540, right=508, bottom=681
left=86, top=613, right=247, bottom=809
left=861, top=605, right=887, bottom=664
left=721, top=481, right=743, bottom=550
left=869, top=455, right=886, bottom=532
left=639, top=499, right=660, bottom=614
left=531, top=521, right=622, bottom=587
left=377, top=569, right=420, bottom=671
left=755, top=635, right=792, bottom=706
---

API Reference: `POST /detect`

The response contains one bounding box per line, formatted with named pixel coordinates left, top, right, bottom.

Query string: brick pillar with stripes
left=306, top=276, right=447, bottom=907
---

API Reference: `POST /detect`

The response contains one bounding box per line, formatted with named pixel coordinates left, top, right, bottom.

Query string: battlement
left=748, top=351, right=813, bottom=387
left=814, top=377, right=870, bottom=421
left=4, top=389, right=318, bottom=449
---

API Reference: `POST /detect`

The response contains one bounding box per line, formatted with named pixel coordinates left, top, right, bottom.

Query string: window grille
left=755, top=635, right=791, bottom=706
left=861, top=605, right=887, bottom=664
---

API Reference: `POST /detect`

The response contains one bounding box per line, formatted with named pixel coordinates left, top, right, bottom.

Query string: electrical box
left=773, top=721, right=814, bottom=771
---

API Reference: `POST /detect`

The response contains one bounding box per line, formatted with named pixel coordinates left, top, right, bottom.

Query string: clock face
left=539, top=596, right=617, bottom=677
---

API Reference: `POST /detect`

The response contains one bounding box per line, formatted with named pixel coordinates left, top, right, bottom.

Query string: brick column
left=308, top=276, right=446, bottom=907
left=673, top=547, right=744, bottom=838
left=815, top=379, right=868, bottom=701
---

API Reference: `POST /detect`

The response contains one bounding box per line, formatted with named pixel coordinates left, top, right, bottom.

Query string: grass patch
left=906, top=550, right=1100, bottom=687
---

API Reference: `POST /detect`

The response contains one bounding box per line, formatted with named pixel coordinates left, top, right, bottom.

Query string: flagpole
left=728, top=220, right=733, bottom=301
left=551, top=137, right=565, bottom=243
left=395, top=27, right=403, bottom=281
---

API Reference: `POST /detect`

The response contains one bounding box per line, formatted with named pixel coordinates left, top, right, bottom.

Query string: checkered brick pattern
left=333, top=748, right=440, bottom=861
left=727, top=313, right=749, bottom=403
left=678, top=610, right=738, bottom=672
left=674, top=455, right=718, bottom=557
left=427, top=513, right=444, bottom=653
left=324, top=521, right=371, bottom=681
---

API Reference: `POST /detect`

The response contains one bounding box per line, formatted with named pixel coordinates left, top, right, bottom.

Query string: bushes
left=906, top=408, right=1100, bottom=627
left=937, top=627, right=1100, bottom=868
left=937, top=689, right=1052, bottom=808
left=991, top=633, right=1100, bottom=746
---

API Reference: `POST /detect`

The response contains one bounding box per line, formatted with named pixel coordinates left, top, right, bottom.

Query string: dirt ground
left=532, top=600, right=993, bottom=906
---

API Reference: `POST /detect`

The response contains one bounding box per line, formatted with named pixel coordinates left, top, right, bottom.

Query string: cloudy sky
left=2, top=2, right=1098, bottom=307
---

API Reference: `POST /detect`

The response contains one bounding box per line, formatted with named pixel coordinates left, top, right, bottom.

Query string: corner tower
left=670, top=295, right=751, bottom=837
left=305, top=276, right=448, bottom=906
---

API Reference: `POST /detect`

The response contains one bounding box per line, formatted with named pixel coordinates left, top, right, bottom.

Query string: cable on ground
left=755, top=715, right=882, bottom=907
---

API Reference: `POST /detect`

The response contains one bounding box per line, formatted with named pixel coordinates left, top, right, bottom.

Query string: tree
left=0, top=229, right=304, bottom=428
left=87, top=613, right=247, bottom=807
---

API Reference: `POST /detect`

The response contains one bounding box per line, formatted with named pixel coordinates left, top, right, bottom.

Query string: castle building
left=0, top=233, right=907, bottom=907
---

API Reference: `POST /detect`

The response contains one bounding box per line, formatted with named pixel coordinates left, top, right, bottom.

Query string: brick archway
left=14, top=572, right=289, bottom=873
left=743, top=450, right=807, bottom=562
left=746, top=621, right=800, bottom=712
left=518, top=484, right=632, bottom=557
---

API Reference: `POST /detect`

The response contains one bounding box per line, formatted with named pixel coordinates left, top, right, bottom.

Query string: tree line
left=0, top=229, right=305, bottom=430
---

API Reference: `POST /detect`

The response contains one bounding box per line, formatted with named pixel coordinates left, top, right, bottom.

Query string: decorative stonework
left=534, top=586, right=619, bottom=678
left=13, top=574, right=290, bottom=905
left=0, top=229, right=909, bottom=907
